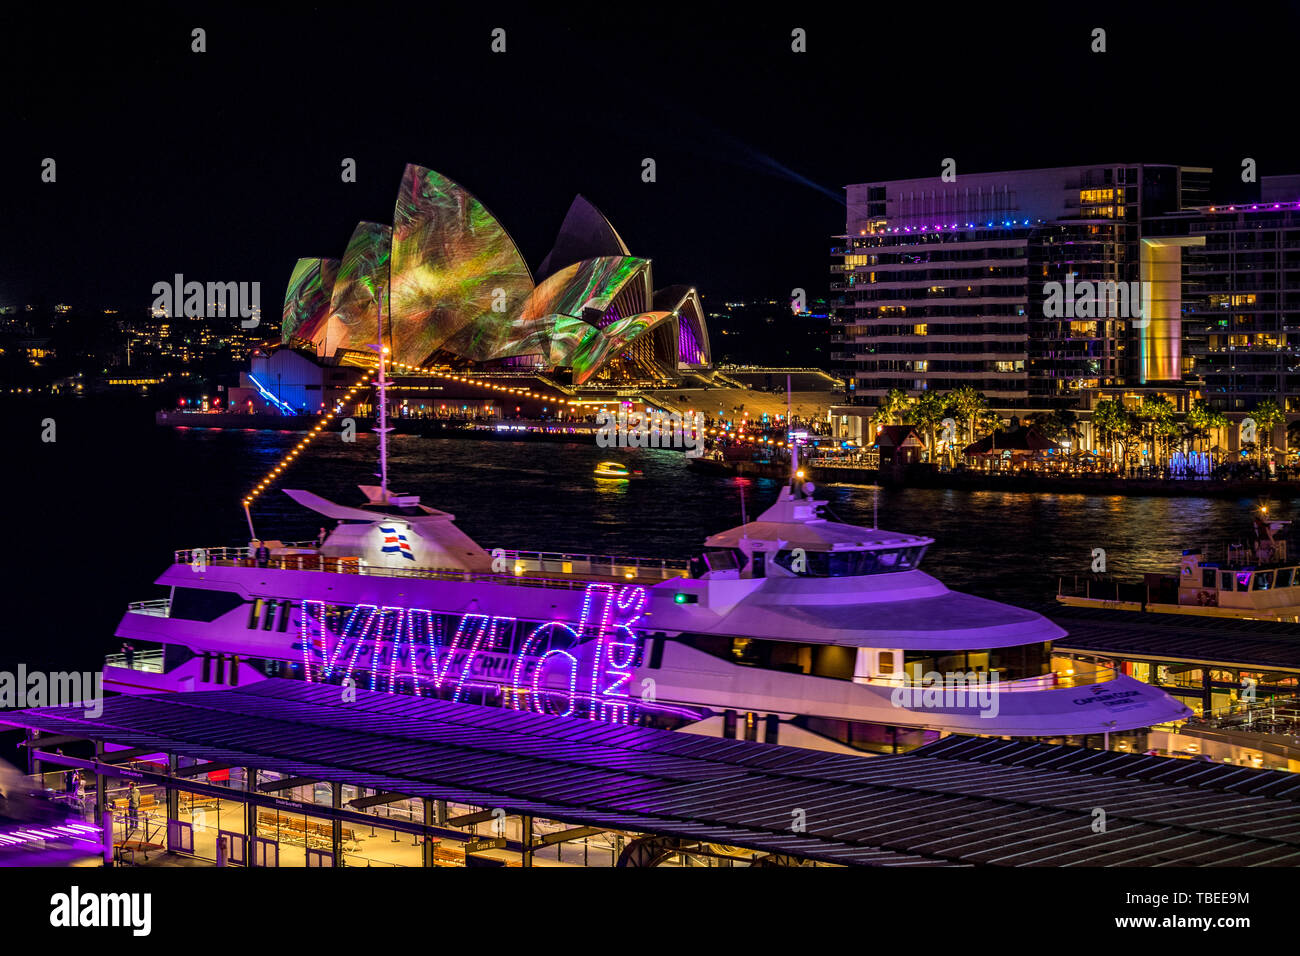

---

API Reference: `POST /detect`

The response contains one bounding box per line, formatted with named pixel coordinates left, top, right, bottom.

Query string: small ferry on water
left=1057, top=507, right=1300, bottom=623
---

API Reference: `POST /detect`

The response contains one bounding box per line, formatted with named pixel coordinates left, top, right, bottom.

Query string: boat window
left=1201, top=568, right=1217, bottom=588
left=772, top=545, right=927, bottom=577
left=1220, top=571, right=1235, bottom=591
left=1279, top=568, right=1297, bottom=588
left=703, top=549, right=742, bottom=572
left=1254, top=571, right=1275, bottom=591
left=904, top=643, right=1051, bottom=683
left=170, top=587, right=246, bottom=622
left=1237, top=571, right=1253, bottom=591
left=811, top=645, right=856, bottom=680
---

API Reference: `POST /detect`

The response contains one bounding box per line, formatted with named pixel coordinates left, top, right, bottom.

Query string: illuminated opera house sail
left=280, top=165, right=711, bottom=386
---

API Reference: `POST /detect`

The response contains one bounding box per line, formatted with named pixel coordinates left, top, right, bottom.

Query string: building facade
left=831, top=164, right=1210, bottom=409
left=1171, top=180, right=1300, bottom=413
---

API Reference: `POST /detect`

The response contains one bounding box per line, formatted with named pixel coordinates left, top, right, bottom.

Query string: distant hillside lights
left=1043, top=275, right=1151, bottom=328
left=151, top=274, right=261, bottom=328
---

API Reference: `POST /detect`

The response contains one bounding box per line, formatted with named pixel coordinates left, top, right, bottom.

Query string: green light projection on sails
left=573, top=311, right=674, bottom=384
left=312, top=223, right=392, bottom=358
left=281, top=257, right=339, bottom=343
left=389, top=165, right=533, bottom=365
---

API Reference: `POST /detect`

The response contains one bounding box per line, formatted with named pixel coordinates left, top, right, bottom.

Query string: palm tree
left=1092, top=399, right=1132, bottom=468
left=949, top=384, right=988, bottom=446
left=1138, top=395, right=1175, bottom=468
left=906, top=391, right=950, bottom=463
left=1249, top=399, right=1284, bottom=467
left=872, top=388, right=911, bottom=427
left=1185, top=399, right=1216, bottom=454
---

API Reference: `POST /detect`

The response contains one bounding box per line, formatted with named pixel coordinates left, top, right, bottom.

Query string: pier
left=8, top=679, right=1300, bottom=867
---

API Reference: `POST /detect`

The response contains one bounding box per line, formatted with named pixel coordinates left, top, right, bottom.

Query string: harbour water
left=7, top=398, right=1296, bottom=676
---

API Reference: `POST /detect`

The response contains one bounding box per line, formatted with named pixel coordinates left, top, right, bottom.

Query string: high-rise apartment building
left=1162, top=177, right=1300, bottom=413
left=831, top=164, right=1210, bottom=408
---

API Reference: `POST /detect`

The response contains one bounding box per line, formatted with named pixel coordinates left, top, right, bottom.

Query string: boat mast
left=787, top=373, right=798, bottom=493
left=375, top=272, right=392, bottom=504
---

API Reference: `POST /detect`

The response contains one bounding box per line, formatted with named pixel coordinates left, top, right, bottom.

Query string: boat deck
left=172, top=546, right=690, bottom=591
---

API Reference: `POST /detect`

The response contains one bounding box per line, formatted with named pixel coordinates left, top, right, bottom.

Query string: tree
left=1138, top=395, right=1175, bottom=468
left=1027, top=408, right=1080, bottom=446
left=906, top=390, right=950, bottom=463
left=1185, top=399, right=1218, bottom=454
left=949, top=384, right=988, bottom=446
left=872, top=388, right=911, bottom=426
left=1092, top=399, right=1138, bottom=468
left=1249, top=399, right=1284, bottom=466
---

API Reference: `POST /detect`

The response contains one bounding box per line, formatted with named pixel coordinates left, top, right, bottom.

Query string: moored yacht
left=106, top=472, right=1190, bottom=755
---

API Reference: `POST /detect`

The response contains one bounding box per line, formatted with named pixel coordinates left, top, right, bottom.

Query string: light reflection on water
left=219, top=433, right=1292, bottom=606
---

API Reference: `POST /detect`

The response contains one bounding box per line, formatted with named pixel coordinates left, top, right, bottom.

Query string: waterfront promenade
left=690, top=455, right=1300, bottom=498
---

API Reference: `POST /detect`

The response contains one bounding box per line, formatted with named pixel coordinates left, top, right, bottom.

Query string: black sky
left=3, top=2, right=1297, bottom=312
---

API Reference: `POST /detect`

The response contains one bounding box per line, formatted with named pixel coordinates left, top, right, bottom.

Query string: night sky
left=3, top=3, right=1297, bottom=312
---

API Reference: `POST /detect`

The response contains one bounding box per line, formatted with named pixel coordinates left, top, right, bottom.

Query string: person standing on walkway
left=127, top=782, right=140, bottom=832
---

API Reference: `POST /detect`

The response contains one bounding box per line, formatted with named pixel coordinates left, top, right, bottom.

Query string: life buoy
left=1196, top=589, right=1218, bottom=607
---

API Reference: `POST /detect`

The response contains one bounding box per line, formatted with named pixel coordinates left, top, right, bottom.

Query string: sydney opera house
left=278, top=164, right=711, bottom=388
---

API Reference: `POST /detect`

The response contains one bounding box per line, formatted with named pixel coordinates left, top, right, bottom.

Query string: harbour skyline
left=1, top=4, right=1295, bottom=927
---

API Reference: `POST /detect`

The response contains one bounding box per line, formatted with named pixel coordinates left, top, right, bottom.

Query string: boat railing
left=861, top=666, right=1115, bottom=692
left=1056, top=576, right=1146, bottom=603
left=126, top=599, right=171, bottom=618
left=999, top=667, right=1117, bottom=692
left=496, top=550, right=690, bottom=582
left=170, top=547, right=677, bottom=591
left=104, top=649, right=165, bottom=674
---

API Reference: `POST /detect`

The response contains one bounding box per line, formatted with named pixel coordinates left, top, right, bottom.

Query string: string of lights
left=240, top=371, right=373, bottom=510
left=241, top=358, right=698, bottom=520
left=389, top=359, right=581, bottom=408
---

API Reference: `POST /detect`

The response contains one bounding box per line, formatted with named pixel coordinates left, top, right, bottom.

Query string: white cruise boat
left=105, top=474, right=1191, bottom=755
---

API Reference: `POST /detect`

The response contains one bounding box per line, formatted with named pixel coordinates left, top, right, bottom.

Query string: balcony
left=126, top=599, right=171, bottom=618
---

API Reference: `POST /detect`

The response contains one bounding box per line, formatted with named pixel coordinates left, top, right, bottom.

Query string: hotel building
left=831, top=164, right=1211, bottom=409
left=1165, top=176, right=1300, bottom=413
